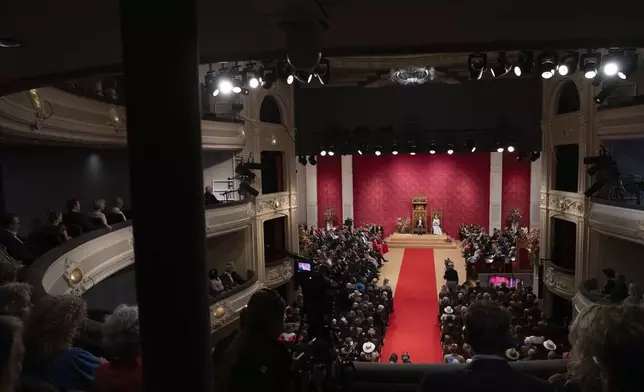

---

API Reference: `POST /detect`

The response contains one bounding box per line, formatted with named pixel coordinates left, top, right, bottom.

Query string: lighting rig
left=467, top=49, right=639, bottom=97
left=584, top=147, right=619, bottom=198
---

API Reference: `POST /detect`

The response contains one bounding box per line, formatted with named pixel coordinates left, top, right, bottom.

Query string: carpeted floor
left=379, top=248, right=443, bottom=363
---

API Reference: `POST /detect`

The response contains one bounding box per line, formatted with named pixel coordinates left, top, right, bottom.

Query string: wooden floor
left=378, top=242, right=467, bottom=295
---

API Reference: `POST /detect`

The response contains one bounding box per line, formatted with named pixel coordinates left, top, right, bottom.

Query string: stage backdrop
left=501, top=153, right=531, bottom=228
left=353, top=153, right=491, bottom=237
left=317, top=156, right=343, bottom=227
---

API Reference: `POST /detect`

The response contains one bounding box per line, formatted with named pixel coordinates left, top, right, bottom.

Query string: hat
left=543, top=340, right=557, bottom=351
left=505, top=348, right=520, bottom=361
left=363, top=342, right=376, bottom=354
left=444, top=306, right=454, bottom=314
left=466, top=358, right=472, bottom=363
left=524, top=337, right=533, bottom=346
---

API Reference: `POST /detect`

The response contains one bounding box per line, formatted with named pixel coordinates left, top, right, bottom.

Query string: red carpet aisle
left=380, top=248, right=443, bottom=363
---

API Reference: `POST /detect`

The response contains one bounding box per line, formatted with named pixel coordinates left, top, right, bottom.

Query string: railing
left=264, top=257, right=295, bottom=288
left=573, top=279, right=605, bottom=314
left=543, top=259, right=576, bottom=300
left=588, top=200, right=644, bottom=245
left=591, top=179, right=644, bottom=210
left=349, top=360, right=568, bottom=392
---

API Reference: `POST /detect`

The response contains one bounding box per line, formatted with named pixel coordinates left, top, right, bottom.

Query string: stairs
left=386, top=233, right=458, bottom=249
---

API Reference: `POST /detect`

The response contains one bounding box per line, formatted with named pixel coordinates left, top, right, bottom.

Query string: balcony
left=264, top=257, right=295, bottom=289
left=588, top=199, right=644, bottom=245
left=0, top=87, right=245, bottom=149
left=572, top=279, right=603, bottom=314
left=543, top=259, right=575, bottom=300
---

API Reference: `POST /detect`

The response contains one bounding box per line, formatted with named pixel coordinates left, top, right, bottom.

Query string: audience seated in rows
left=0, top=197, right=127, bottom=266
left=208, top=262, right=249, bottom=298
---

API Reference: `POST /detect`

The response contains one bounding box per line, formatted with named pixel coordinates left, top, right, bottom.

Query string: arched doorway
left=259, top=95, right=283, bottom=124
left=556, top=81, right=580, bottom=115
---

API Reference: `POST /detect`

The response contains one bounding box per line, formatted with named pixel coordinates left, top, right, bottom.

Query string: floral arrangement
left=324, top=208, right=336, bottom=223
left=507, top=208, right=522, bottom=225
left=517, top=228, right=540, bottom=265
left=396, top=217, right=412, bottom=233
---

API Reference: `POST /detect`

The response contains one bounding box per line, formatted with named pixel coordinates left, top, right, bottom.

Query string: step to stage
left=386, top=233, right=458, bottom=249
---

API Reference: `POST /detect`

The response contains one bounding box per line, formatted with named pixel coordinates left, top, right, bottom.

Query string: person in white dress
left=432, top=214, right=443, bottom=235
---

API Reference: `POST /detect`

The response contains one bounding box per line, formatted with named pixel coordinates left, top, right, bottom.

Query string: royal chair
left=412, top=195, right=428, bottom=235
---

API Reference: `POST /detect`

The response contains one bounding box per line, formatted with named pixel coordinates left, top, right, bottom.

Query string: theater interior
left=2, top=1, right=644, bottom=391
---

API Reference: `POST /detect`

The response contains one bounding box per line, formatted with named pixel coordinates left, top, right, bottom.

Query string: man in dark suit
left=418, top=300, right=552, bottom=392
left=0, top=213, right=35, bottom=265
left=63, top=198, right=103, bottom=235
left=204, top=186, right=220, bottom=205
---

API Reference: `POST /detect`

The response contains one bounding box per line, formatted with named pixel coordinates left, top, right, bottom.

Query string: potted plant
left=324, top=208, right=336, bottom=230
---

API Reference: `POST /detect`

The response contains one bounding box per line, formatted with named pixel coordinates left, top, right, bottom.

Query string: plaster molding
left=595, top=104, right=644, bottom=139
left=547, top=190, right=585, bottom=217
left=588, top=201, right=644, bottom=246
left=0, top=88, right=246, bottom=149
left=254, top=192, right=292, bottom=217
left=572, top=290, right=595, bottom=314
left=543, top=260, right=576, bottom=300
left=210, top=281, right=262, bottom=330
left=264, top=258, right=295, bottom=288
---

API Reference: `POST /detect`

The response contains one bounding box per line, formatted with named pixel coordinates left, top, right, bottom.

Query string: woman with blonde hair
left=550, top=304, right=644, bottom=392
left=22, top=295, right=102, bottom=392
left=88, top=199, right=111, bottom=229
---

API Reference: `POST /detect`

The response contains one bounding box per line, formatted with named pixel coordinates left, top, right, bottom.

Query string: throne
left=412, top=195, right=427, bottom=234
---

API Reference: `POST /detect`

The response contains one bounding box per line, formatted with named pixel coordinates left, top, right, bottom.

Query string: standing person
left=444, top=264, right=459, bottom=292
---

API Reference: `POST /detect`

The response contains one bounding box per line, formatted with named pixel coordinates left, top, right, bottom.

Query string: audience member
left=550, top=305, right=644, bottom=392
left=110, top=197, right=127, bottom=221
left=88, top=199, right=111, bottom=229
left=28, top=210, right=70, bottom=257
left=204, top=186, right=220, bottom=205
left=0, top=214, right=35, bottom=266
left=0, top=283, right=32, bottom=321
left=23, top=295, right=103, bottom=391
left=0, top=316, right=24, bottom=392
left=63, top=198, right=103, bottom=235
left=218, top=289, right=292, bottom=392
left=421, top=300, right=551, bottom=392
left=92, top=304, right=141, bottom=392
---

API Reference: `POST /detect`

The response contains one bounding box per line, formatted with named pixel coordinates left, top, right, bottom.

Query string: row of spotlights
left=468, top=50, right=638, bottom=81
left=323, top=142, right=516, bottom=156
left=309, top=149, right=540, bottom=162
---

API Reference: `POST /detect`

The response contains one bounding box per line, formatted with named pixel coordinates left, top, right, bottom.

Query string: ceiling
left=3, top=0, right=644, bottom=93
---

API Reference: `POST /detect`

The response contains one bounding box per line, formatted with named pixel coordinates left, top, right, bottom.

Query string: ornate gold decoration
left=27, top=89, right=47, bottom=119
left=543, top=261, right=575, bottom=299
left=265, top=259, right=295, bottom=287
left=549, top=195, right=584, bottom=215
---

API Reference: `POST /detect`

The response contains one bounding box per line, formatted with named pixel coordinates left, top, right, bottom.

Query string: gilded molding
left=265, top=259, right=295, bottom=288
left=548, top=192, right=585, bottom=216
left=543, top=260, right=576, bottom=300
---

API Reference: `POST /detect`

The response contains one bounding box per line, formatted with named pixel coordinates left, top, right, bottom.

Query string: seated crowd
left=585, top=268, right=642, bottom=305
left=438, top=277, right=570, bottom=364
left=207, top=261, right=253, bottom=300
left=0, top=197, right=128, bottom=266
left=295, top=223, right=393, bottom=362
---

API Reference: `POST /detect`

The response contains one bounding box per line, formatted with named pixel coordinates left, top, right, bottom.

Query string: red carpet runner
left=380, top=248, right=443, bottom=363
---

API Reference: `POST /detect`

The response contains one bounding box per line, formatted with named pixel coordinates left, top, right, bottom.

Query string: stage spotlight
left=287, top=74, right=294, bottom=85
left=507, top=145, right=515, bottom=153
left=392, top=145, right=399, bottom=155
left=491, top=52, right=512, bottom=78
left=218, top=78, right=234, bottom=95
left=294, top=71, right=313, bottom=84
left=468, top=53, right=487, bottom=80
left=517, top=153, right=525, bottom=162
left=581, top=51, right=601, bottom=79
left=327, top=146, right=335, bottom=156
left=447, top=144, right=455, bottom=155
left=429, top=142, right=437, bottom=155
left=465, top=140, right=476, bottom=153
left=602, top=51, right=622, bottom=77
left=262, top=71, right=275, bottom=89
left=239, top=182, right=259, bottom=197
left=496, top=143, right=504, bottom=153
left=298, top=156, right=308, bottom=165
left=357, top=149, right=363, bottom=155
left=594, top=87, right=614, bottom=104
left=308, top=155, right=317, bottom=166
left=248, top=77, right=260, bottom=89
left=538, top=52, right=557, bottom=79
left=320, top=150, right=327, bottom=157
left=530, top=151, right=541, bottom=162
left=375, top=146, right=382, bottom=156
left=410, top=152, right=416, bottom=156
left=618, top=52, right=638, bottom=80
left=515, top=51, right=534, bottom=77
left=558, top=52, right=579, bottom=76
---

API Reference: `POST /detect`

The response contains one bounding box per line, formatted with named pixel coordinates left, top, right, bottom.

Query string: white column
left=305, top=163, right=318, bottom=228
left=530, top=156, right=542, bottom=230
left=489, top=152, right=503, bottom=233
left=296, top=158, right=307, bottom=226
left=341, top=155, right=354, bottom=221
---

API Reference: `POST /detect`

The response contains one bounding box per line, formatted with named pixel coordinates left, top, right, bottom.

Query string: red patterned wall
left=353, top=153, right=491, bottom=237
left=317, top=156, right=343, bottom=227
left=501, top=153, right=531, bottom=228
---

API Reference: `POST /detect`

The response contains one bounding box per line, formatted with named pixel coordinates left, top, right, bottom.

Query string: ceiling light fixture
left=617, top=52, right=638, bottom=80
left=558, top=52, right=579, bottom=76
left=507, top=145, right=515, bottom=153
left=496, top=143, right=505, bottom=153
left=581, top=51, right=601, bottom=79
left=320, top=150, right=327, bottom=157
left=602, top=51, right=621, bottom=77
left=468, top=53, right=488, bottom=80
left=465, top=140, right=476, bottom=153
left=0, top=38, right=23, bottom=48
left=538, top=52, right=557, bottom=79
left=490, top=52, right=512, bottom=78
left=374, top=146, right=382, bottom=156
left=514, top=51, right=534, bottom=77
left=446, top=144, right=455, bottom=155
left=218, top=78, right=234, bottom=95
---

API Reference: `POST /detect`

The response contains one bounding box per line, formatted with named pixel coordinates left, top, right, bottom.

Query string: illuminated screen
left=297, top=262, right=312, bottom=272
left=488, top=275, right=523, bottom=288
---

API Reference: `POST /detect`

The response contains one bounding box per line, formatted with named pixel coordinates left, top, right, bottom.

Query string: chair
left=67, top=224, right=83, bottom=238
left=412, top=195, right=427, bottom=235
left=106, top=213, right=125, bottom=225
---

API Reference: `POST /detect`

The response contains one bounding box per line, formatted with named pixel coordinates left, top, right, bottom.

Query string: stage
left=386, top=233, right=458, bottom=250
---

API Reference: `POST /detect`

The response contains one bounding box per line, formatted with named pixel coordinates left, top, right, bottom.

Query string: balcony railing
left=543, top=259, right=575, bottom=300
left=573, top=279, right=603, bottom=314
left=588, top=199, right=644, bottom=245
left=264, top=257, right=295, bottom=288
left=591, top=177, right=644, bottom=211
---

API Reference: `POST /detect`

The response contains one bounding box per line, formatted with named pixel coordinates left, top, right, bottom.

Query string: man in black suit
left=63, top=198, right=102, bottom=235
left=0, top=213, right=35, bottom=265
left=418, top=300, right=552, bottom=392
left=204, top=185, right=220, bottom=205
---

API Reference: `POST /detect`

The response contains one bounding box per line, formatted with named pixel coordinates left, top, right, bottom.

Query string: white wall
left=205, top=229, right=250, bottom=275
left=594, top=231, right=644, bottom=289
